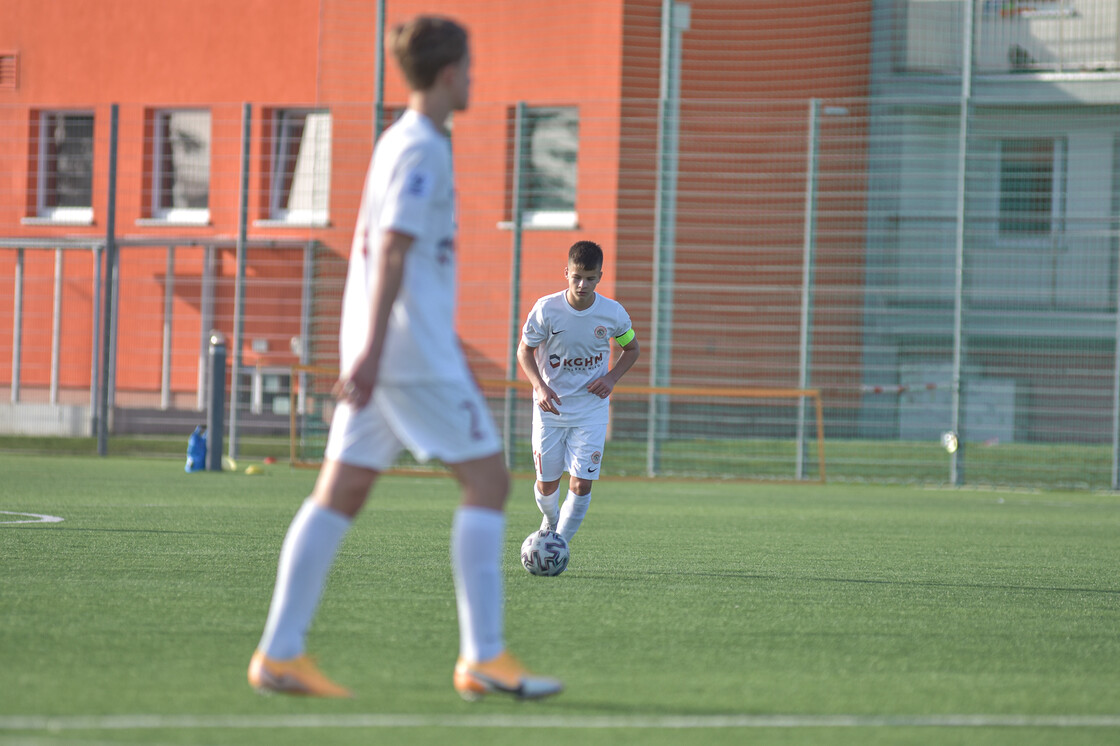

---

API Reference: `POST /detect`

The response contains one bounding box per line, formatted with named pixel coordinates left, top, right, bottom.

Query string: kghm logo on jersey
left=594, top=326, right=608, bottom=339
left=549, top=354, right=562, bottom=369
left=561, top=352, right=604, bottom=370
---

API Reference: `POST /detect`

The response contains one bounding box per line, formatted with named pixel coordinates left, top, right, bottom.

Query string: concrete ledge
left=0, top=403, right=91, bottom=436
left=0, top=404, right=290, bottom=438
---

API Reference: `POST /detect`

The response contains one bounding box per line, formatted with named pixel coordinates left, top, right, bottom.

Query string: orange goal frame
left=289, top=365, right=825, bottom=480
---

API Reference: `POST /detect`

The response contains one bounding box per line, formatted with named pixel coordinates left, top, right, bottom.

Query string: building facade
left=862, top=0, right=1120, bottom=450
left=0, top=0, right=873, bottom=442
left=9, top=1, right=1120, bottom=487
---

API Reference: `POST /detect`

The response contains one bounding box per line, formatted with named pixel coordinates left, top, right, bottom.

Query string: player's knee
left=474, top=465, right=509, bottom=502
left=569, top=477, right=593, bottom=496
left=454, top=454, right=510, bottom=509
left=312, top=459, right=378, bottom=518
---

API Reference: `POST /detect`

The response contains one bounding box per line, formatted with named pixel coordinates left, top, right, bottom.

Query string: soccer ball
left=520, top=529, right=569, bottom=576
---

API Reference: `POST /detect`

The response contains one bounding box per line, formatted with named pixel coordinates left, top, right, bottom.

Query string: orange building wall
left=0, top=0, right=320, bottom=105
left=614, top=1, right=872, bottom=392
left=0, top=0, right=347, bottom=399
left=0, top=0, right=872, bottom=404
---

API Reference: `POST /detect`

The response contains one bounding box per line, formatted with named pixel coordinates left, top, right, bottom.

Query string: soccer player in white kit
left=517, top=241, right=641, bottom=545
left=249, top=16, right=562, bottom=702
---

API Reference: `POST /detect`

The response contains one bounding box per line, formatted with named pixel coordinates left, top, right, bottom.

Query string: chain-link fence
left=1, top=1, right=1119, bottom=488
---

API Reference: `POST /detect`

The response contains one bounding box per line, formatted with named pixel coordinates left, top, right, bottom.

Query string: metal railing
left=892, top=0, right=1120, bottom=74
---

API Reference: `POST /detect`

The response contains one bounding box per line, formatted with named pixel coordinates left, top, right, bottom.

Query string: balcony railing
left=894, top=0, right=1120, bottom=74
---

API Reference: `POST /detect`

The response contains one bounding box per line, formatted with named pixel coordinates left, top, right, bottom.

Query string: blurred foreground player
left=248, top=15, right=562, bottom=702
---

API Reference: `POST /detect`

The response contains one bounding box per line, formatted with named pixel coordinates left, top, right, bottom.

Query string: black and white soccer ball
left=520, top=529, right=569, bottom=576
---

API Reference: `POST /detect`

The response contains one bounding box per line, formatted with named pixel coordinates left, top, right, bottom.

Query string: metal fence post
left=949, top=0, right=977, bottom=486
left=89, top=243, right=102, bottom=432
left=97, top=104, right=119, bottom=457
left=503, top=101, right=527, bottom=470
left=50, top=248, right=63, bottom=405
left=11, top=248, right=23, bottom=403
left=207, top=331, right=226, bottom=471
left=229, top=102, right=252, bottom=462
left=796, top=99, right=821, bottom=481
left=197, top=244, right=215, bottom=411
left=647, top=0, right=690, bottom=477
left=373, top=0, right=386, bottom=143
left=161, top=245, right=175, bottom=410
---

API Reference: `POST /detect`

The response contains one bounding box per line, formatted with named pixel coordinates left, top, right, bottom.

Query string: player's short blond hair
left=390, top=16, right=469, bottom=91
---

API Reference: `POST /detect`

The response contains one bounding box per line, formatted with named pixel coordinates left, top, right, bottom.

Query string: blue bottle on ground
left=185, top=426, right=207, bottom=472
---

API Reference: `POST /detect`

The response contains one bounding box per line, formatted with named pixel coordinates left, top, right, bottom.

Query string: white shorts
left=532, top=421, right=608, bottom=482
left=325, top=380, right=502, bottom=471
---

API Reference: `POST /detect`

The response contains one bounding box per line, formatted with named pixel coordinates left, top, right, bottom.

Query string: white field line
left=0, top=511, right=63, bottom=525
left=1, top=714, right=1119, bottom=731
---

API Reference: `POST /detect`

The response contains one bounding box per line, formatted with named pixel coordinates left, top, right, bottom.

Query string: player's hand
left=586, top=376, right=615, bottom=399
left=334, top=356, right=378, bottom=410
left=535, top=384, right=562, bottom=415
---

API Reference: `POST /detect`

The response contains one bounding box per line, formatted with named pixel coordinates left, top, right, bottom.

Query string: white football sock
left=258, top=499, right=351, bottom=660
left=557, top=490, right=592, bottom=542
left=534, top=484, right=560, bottom=531
left=450, top=506, right=505, bottom=663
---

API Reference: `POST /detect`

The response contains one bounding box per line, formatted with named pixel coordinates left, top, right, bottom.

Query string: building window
left=237, top=368, right=291, bottom=415
left=0, top=52, right=17, bottom=90
left=269, top=110, right=331, bottom=225
left=152, top=109, right=211, bottom=224
left=514, top=106, right=579, bottom=229
left=999, top=138, right=1066, bottom=238
left=35, top=112, right=94, bottom=223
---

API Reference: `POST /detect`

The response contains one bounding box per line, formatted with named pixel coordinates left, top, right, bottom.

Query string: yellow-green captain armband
left=615, top=329, right=636, bottom=346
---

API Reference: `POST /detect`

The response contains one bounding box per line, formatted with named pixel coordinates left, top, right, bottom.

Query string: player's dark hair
left=568, top=240, right=603, bottom=271
left=390, top=16, right=468, bottom=91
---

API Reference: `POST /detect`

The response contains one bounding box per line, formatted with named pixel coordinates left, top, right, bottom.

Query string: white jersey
left=521, top=291, right=633, bottom=426
left=339, top=109, right=467, bottom=384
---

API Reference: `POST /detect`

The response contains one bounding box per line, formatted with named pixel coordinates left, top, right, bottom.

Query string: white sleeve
left=614, top=303, right=634, bottom=338
left=521, top=300, right=549, bottom=347
left=378, top=143, right=437, bottom=238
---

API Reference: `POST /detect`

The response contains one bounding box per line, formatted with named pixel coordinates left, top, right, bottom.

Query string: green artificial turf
left=1, top=453, right=1119, bottom=745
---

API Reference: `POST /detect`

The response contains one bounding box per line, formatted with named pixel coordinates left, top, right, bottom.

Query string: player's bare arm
left=586, top=337, right=641, bottom=399
left=335, top=230, right=414, bottom=409
left=517, top=338, right=563, bottom=414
